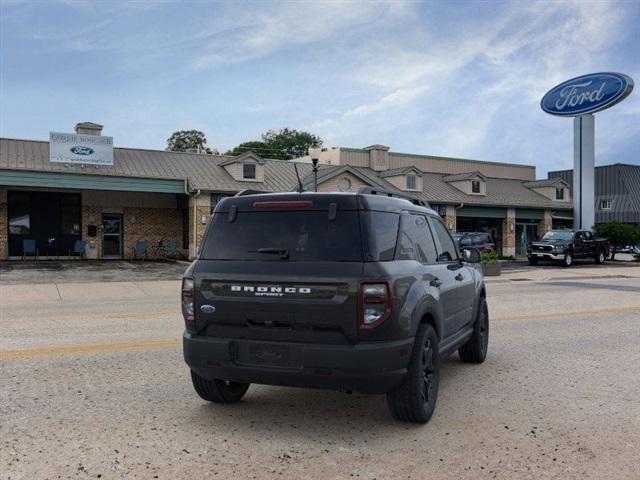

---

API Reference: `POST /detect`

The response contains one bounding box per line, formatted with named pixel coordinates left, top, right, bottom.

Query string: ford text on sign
left=541, top=72, right=634, bottom=117
left=49, top=132, right=114, bottom=166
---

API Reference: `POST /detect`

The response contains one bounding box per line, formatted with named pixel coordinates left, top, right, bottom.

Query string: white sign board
left=49, top=132, right=114, bottom=166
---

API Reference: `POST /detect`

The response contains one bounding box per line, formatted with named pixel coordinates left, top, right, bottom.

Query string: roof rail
left=357, top=186, right=430, bottom=208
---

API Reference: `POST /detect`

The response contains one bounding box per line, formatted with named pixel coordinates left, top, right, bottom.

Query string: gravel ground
left=1, top=266, right=639, bottom=479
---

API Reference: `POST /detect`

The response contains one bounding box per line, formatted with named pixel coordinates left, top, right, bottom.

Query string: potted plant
left=480, top=251, right=501, bottom=276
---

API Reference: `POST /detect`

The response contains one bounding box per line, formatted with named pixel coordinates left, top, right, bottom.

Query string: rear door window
left=428, top=217, right=458, bottom=262
left=201, top=211, right=363, bottom=261
left=360, top=211, right=400, bottom=261
left=397, top=214, right=438, bottom=263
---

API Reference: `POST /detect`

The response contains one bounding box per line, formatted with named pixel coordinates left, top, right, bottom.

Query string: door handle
left=429, top=277, right=442, bottom=288
left=455, top=273, right=464, bottom=281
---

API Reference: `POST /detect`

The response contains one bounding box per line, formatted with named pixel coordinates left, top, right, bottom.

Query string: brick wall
left=122, top=207, right=182, bottom=260
left=539, top=210, right=553, bottom=237
left=502, top=208, right=516, bottom=257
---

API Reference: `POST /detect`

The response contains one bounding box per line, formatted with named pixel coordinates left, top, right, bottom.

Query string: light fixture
left=129, top=215, right=136, bottom=224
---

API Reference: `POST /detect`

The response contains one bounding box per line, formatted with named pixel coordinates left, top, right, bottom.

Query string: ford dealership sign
left=541, top=72, right=634, bottom=116
left=50, top=132, right=113, bottom=165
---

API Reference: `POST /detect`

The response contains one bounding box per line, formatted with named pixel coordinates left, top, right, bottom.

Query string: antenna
left=293, top=163, right=304, bottom=193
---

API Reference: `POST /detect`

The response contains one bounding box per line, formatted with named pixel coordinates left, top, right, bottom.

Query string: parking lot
left=1, top=261, right=639, bottom=479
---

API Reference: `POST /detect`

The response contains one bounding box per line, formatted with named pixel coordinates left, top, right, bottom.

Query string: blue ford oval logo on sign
left=70, top=146, right=95, bottom=155
left=541, top=72, right=633, bottom=116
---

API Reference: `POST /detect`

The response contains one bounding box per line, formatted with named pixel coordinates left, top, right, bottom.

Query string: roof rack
left=357, top=186, right=431, bottom=208
left=234, top=189, right=270, bottom=196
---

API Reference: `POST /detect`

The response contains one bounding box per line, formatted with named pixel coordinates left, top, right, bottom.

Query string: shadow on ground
left=0, top=260, right=189, bottom=284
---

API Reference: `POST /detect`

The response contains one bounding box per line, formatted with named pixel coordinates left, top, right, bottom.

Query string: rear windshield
left=200, top=211, right=363, bottom=261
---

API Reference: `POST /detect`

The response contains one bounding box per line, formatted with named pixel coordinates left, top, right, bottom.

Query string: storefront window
left=9, top=208, right=30, bottom=234
left=8, top=192, right=30, bottom=234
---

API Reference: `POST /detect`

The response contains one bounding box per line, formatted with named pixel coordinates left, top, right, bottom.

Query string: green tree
left=226, top=128, right=322, bottom=160
left=166, top=130, right=217, bottom=154
left=225, top=141, right=269, bottom=157
left=594, top=222, right=640, bottom=260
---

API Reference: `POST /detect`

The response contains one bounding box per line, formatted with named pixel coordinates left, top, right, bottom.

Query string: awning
left=0, top=169, right=186, bottom=194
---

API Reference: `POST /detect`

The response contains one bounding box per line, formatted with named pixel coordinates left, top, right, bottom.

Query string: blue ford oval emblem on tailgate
left=541, top=72, right=634, bottom=116
left=200, top=304, right=216, bottom=314
left=70, top=146, right=95, bottom=155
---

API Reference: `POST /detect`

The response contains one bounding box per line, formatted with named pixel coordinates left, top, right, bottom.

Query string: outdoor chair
left=133, top=240, right=149, bottom=260
left=22, top=239, right=38, bottom=261
left=165, top=240, right=178, bottom=260
left=68, top=240, right=86, bottom=260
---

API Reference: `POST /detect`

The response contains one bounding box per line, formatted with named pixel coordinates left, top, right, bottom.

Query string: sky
left=0, top=0, right=638, bottom=177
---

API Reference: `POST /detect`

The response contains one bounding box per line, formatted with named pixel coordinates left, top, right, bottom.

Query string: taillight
left=182, top=277, right=195, bottom=330
left=358, top=282, right=392, bottom=330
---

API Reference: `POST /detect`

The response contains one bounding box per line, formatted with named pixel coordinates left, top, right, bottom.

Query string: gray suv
left=182, top=190, right=489, bottom=423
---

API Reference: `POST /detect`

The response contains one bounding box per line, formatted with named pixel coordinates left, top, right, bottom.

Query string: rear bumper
left=183, top=332, right=413, bottom=394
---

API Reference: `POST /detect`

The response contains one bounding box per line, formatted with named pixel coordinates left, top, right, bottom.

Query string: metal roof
left=0, top=137, right=311, bottom=193
left=443, top=171, right=486, bottom=182
left=0, top=137, right=573, bottom=210
left=549, top=164, right=640, bottom=222
left=523, top=178, right=568, bottom=188
left=378, top=166, right=423, bottom=178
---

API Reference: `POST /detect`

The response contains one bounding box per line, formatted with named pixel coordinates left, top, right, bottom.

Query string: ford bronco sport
left=182, top=189, right=489, bottom=423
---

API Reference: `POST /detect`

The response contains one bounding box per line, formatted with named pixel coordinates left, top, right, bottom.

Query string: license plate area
left=234, top=342, right=294, bottom=368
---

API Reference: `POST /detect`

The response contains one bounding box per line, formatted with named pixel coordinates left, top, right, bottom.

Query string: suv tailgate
left=193, top=260, right=363, bottom=344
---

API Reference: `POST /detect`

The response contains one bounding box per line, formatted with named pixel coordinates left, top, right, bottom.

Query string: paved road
left=1, top=266, right=639, bottom=479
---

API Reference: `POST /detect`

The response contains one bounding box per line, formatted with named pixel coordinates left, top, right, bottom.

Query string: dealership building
left=1, top=123, right=576, bottom=261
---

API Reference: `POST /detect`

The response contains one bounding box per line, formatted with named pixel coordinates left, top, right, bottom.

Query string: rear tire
left=459, top=297, right=489, bottom=363
left=386, top=324, right=440, bottom=424
left=594, top=250, right=606, bottom=264
left=562, top=253, right=573, bottom=267
left=190, top=370, right=249, bottom=403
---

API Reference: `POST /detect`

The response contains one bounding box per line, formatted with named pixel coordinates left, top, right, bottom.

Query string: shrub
left=480, top=251, right=499, bottom=263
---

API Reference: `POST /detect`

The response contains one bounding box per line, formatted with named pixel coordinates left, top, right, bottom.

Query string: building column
left=502, top=208, right=516, bottom=257
left=444, top=205, right=457, bottom=231
left=0, top=188, right=7, bottom=261
left=539, top=210, right=553, bottom=239
left=189, top=193, right=211, bottom=259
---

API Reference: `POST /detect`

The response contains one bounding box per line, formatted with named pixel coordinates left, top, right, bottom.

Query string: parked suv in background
left=182, top=190, right=489, bottom=423
left=452, top=232, right=496, bottom=253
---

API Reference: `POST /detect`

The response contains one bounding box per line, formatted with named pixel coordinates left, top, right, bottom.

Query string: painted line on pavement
left=2, top=310, right=179, bottom=323
left=0, top=338, right=181, bottom=360
left=493, top=306, right=640, bottom=321
left=3, top=306, right=640, bottom=360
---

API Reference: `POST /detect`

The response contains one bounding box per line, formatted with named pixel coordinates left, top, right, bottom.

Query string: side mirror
left=461, top=247, right=481, bottom=263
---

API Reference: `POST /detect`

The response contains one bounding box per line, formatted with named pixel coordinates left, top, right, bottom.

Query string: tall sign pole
left=541, top=72, right=633, bottom=230
left=573, top=114, right=595, bottom=229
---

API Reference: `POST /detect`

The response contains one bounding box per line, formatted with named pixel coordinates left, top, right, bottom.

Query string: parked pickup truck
left=183, top=190, right=489, bottom=423
left=527, top=230, right=609, bottom=267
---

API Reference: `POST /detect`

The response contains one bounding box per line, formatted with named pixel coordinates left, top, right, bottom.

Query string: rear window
left=200, top=211, right=363, bottom=261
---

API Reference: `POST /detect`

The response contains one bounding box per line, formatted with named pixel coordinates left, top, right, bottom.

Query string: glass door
left=102, top=214, right=123, bottom=259
left=516, top=223, right=539, bottom=257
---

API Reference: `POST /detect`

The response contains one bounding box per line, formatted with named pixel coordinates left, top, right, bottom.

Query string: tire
left=528, top=256, right=538, bottom=266
left=562, top=253, right=573, bottom=267
left=386, top=324, right=440, bottom=424
left=594, top=250, right=606, bottom=264
left=459, top=297, right=489, bottom=363
left=190, top=370, right=249, bottom=403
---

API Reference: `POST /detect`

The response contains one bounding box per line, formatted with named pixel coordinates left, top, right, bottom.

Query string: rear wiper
left=249, top=247, right=290, bottom=259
